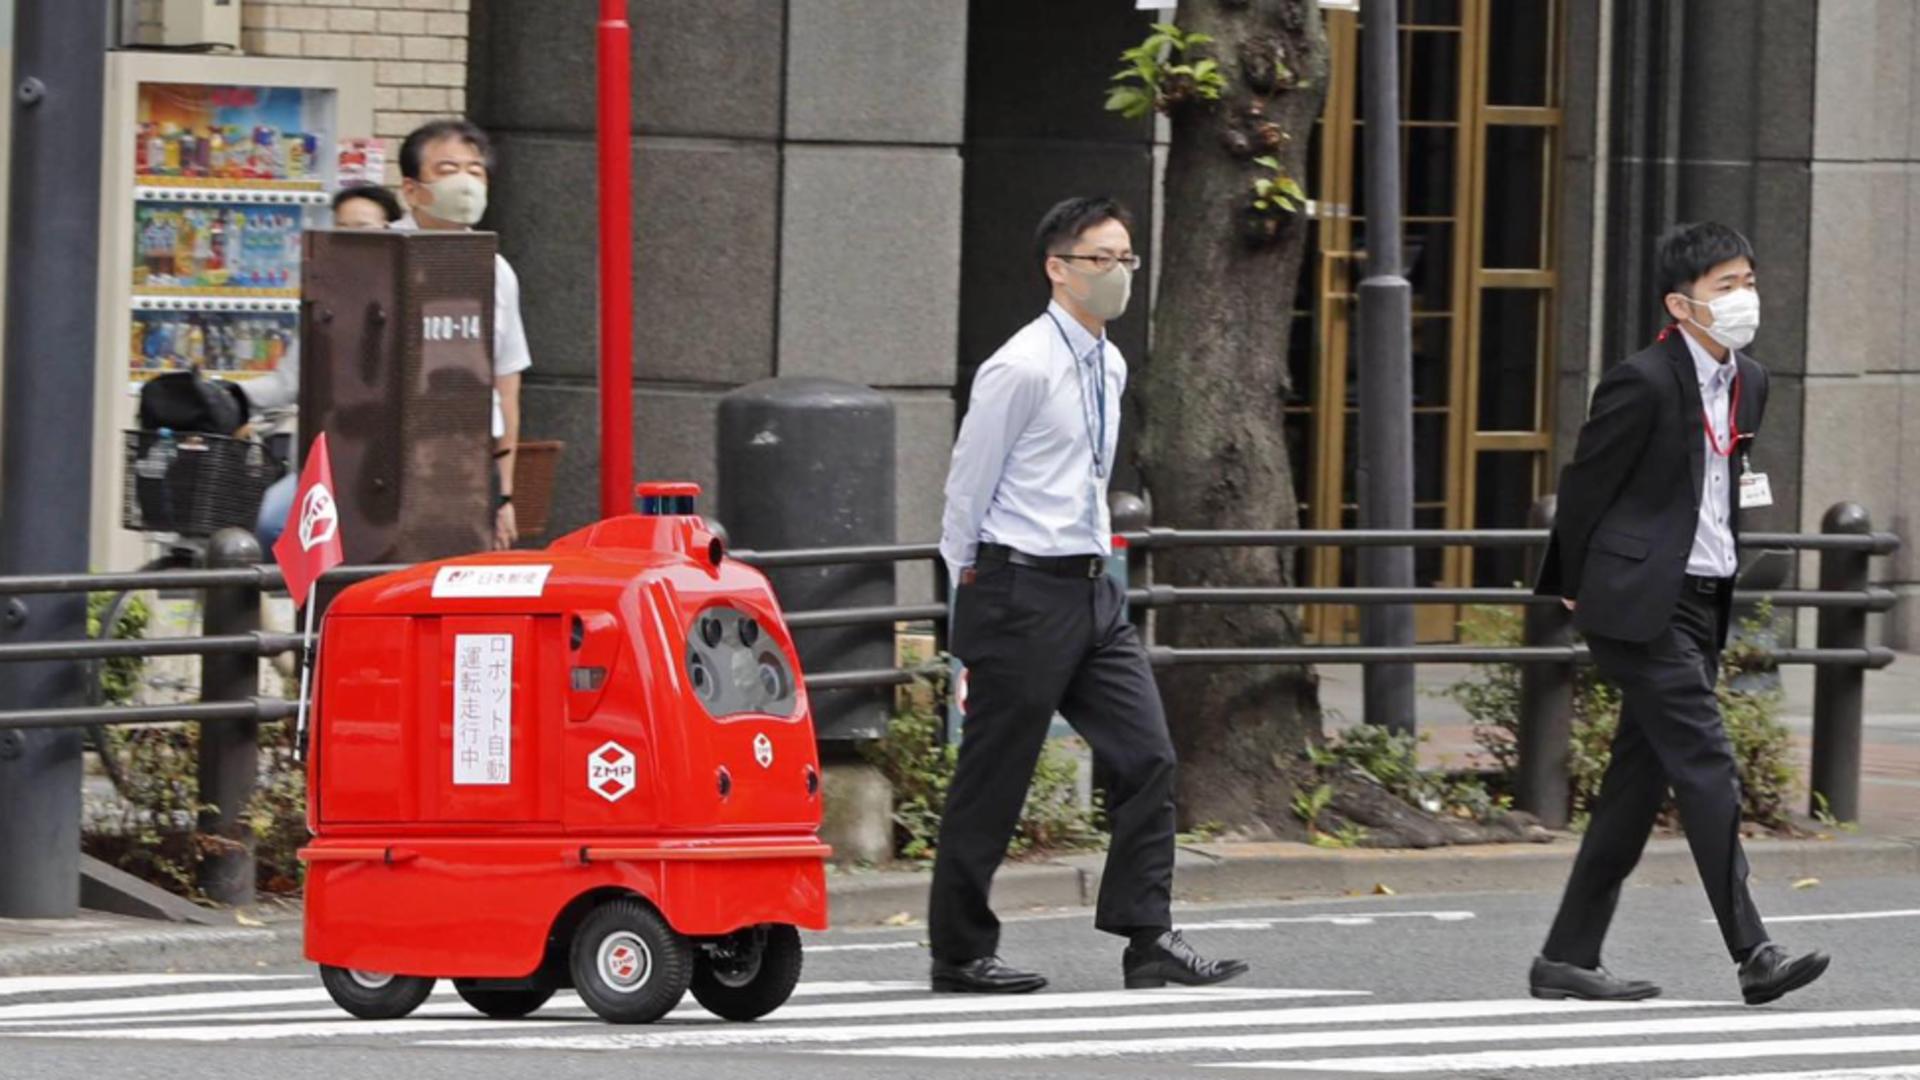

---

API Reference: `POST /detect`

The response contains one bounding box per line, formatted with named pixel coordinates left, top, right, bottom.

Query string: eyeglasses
left=1055, top=253, right=1143, bottom=273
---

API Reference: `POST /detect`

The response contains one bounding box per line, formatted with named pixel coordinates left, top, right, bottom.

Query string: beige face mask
left=1065, top=262, right=1133, bottom=321
left=421, top=173, right=488, bottom=226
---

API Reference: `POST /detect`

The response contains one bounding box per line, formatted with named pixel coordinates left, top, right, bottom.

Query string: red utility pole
left=596, top=0, right=634, bottom=518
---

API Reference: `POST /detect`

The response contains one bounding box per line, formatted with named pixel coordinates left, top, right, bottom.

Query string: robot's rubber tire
left=453, top=982, right=556, bottom=1019
left=569, top=897, right=692, bottom=1024
left=690, top=924, right=803, bottom=1022
left=319, top=965, right=437, bottom=1020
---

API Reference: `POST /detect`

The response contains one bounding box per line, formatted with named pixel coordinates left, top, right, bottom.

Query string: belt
left=977, top=543, right=1106, bottom=580
left=1684, top=573, right=1734, bottom=594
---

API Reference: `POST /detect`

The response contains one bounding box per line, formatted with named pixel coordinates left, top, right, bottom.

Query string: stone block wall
left=470, top=0, right=969, bottom=601
left=1560, top=0, right=1920, bottom=646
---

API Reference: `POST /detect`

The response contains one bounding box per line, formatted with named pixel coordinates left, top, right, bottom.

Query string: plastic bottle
left=208, top=209, right=227, bottom=275
left=186, top=318, right=206, bottom=368
left=175, top=210, right=197, bottom=284
left=191, top=211, right=212, bottom=285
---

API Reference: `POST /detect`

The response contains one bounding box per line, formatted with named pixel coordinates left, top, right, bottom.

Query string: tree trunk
left=1139, top=0, right=1329, bottom=833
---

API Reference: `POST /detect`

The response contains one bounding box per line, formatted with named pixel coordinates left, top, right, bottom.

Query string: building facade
left=90, top=0, right=1920, bottom=645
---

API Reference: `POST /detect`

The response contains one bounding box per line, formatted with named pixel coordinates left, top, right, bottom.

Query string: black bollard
left=198, top=528, right=262, bottom=905
left=718, top=378, right=896, bottom=744
left=1810, top=502, right=1871, bottom=824
left=1517, top=496, right=1574, bottom=828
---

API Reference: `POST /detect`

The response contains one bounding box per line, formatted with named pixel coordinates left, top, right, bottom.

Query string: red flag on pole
left=272, top=433, right=345, bottom=603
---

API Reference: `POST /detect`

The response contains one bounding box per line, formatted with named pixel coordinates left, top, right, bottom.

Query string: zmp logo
left=588, top=741, right=636, bottom=803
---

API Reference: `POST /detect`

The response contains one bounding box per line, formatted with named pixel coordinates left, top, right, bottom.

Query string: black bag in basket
left=138, top=371, right=250, bottom=436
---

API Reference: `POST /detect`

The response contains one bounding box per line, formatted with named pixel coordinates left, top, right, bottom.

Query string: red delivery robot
left=300, top=483, right=829, bottom=1025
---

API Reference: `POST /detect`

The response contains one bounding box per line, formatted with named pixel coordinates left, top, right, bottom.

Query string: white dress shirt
left=1682, top=330, right=1740, bottom=578
left=940, top=300, right=1124, bottom=579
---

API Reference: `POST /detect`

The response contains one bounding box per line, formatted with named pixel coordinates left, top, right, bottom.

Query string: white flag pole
left=294, top=581, right=318, bottom=758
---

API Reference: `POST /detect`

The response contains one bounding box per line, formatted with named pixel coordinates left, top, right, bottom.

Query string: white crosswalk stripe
left=0, top=973, right=1917, bottom=1079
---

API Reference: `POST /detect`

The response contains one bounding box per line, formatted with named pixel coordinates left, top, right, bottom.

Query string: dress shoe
left=1529, top=955, right=1661, bottom=1001
left=930, top=955, right=1047, bottom=994
left=1739, top=943, right=1830, bottom=1006
left=1122, top=930, right=1250, bottom=989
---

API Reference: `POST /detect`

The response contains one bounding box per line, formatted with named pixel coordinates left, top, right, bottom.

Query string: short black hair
left=331, top=183, right=403, bottom=223
left=399, top=118, right=494, bottom=181
left=1656, top=221, right=1756, bottom=298
left=1034, top=196, right=1136, bottom=272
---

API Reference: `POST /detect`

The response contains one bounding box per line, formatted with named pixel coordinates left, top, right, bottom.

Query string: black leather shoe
left=1529, top=956, right=1661, bottom=1001
left=1122, top=930, right=1250, bottom=989
left=930, top=956, right=1047, bottom=994
left=1739, top=943, right=1830, bottom=1006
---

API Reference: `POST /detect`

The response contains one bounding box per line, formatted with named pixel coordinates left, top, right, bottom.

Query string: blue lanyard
left=1044, top=311, right=1108, bottom=478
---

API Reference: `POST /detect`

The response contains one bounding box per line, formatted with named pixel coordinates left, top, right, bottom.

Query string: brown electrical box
left=300, top=229, right=496, bottom=565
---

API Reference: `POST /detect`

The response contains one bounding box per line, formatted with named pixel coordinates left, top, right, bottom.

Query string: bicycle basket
left=122, top=430, right=284, bottom=538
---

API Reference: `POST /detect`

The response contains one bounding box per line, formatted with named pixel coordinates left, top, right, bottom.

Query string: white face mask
left=1064, top=262, right=1133, bottom=322
left=420, top=173, right=488, bottom=227
left=1679, top=287, right=1759, bottom=352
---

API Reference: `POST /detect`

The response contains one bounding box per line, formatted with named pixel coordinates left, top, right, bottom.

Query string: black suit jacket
left=1534, top=331, right=1770, bottom=645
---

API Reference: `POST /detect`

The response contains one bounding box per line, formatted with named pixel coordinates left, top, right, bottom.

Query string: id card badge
left=1739, top=467, right=1774, bottom=510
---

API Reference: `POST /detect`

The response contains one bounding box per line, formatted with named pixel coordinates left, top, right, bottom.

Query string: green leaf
left=1253, top=155, right=1282, bottom=171
left=1192, top=58, right=1219, bottom=78
left=1254, top=199, right=1271, bottom=211
left=1278, top=177, right=1307, bottom=200
left=1104, top=86, right=1154, bottom=119
left=1186, top=31, right=1214, bottom=46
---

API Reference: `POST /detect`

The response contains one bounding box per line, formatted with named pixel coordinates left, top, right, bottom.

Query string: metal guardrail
left=0, top=506, right=1900, bottom=890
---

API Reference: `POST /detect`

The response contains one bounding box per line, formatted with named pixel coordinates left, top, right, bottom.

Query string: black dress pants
left=928, top=560, right=1177, bottom=964
left=1542, top=583, right=1769, bottom=967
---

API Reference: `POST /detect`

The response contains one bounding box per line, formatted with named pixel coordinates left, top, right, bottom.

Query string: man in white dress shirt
left=397, top=119, right=534, bottom=551
left=929, top=197, right=1248, bottom=995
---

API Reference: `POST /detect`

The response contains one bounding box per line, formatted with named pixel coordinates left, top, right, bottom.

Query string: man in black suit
left=1530, top=222, right=1830, bottom=1007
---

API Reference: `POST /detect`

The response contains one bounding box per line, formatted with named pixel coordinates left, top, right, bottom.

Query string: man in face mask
left=1531, top=222, right=1828, bottom=1006
left=397, top=118, right=532, bottom=550
left=930, top=197, right=1247, bottom=995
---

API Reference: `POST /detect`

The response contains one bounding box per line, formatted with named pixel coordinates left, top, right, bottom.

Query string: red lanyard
left=1703, top=368, right=1741, bottom=458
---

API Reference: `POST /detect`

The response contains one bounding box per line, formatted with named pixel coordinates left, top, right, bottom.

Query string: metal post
left=1810, top=501, right=1871, bottom=824
left=197, top=529, right=263, bottom=905
left=596, top=0, right=634, bottom=518
left=1517, top=496, right=1573, bottom=828
left=1357, top=0, right=1416, bottom=733
left=0, top=0, right=108, bottom=918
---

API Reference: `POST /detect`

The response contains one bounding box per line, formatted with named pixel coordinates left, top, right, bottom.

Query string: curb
left=4, top=836, right=1913, bottom=974
left=0, top=921, right=303, bottom=977
left=831, top=835, right=1920, bottom=928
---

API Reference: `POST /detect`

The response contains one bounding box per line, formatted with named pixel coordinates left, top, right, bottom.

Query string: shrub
left=1307, top=723, right=1511, bottom=824
left=862, top=671, right=1104, bottom=863
left=1445, top=603, right=1797, bottom=831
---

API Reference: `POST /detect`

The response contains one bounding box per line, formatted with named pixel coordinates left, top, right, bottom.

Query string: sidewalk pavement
left=3, top=655, right=1913, bottom=976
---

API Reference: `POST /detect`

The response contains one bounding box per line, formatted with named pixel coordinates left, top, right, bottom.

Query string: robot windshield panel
left=685, top=605, right=798, bottom=719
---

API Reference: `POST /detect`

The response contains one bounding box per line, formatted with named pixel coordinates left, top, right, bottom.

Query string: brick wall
left=137, top=0, right=474, bottom=186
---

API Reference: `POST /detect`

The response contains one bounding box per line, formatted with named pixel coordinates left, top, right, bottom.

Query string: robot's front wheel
left=691, top=924, right=803, bottom=1022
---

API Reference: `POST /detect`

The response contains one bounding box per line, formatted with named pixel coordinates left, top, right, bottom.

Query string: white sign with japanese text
left=453, top=633, right=513, bottom=786
left=433, top=565, right=553, bottom=599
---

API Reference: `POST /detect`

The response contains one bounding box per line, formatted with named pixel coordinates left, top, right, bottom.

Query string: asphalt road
left=3, top=875, right=1919, bottom=1080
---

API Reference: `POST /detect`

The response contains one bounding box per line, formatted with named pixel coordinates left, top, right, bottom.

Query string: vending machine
left=90, top=51, right=375, bottom=569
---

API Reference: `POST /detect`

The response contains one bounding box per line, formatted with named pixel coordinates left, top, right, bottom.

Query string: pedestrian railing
left=0, top=501, right=1899, bottom=898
